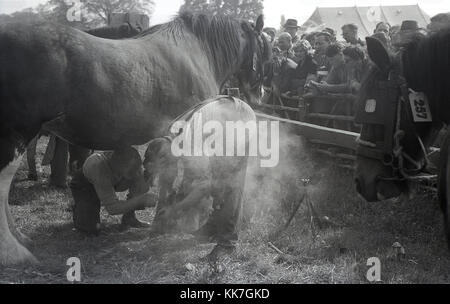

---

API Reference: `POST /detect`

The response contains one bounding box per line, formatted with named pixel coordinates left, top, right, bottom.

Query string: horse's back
left=0, top=18, right=224, bottom=150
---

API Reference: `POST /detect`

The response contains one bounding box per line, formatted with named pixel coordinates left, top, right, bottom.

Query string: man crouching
left=70, top=146, right=157, bottom=235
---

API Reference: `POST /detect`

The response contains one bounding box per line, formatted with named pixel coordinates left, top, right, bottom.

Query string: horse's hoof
left=206, top=244, right=235, bottom=262
left=14, top=230, right=33, bottom=247
left=0, top=235, right=39, bottom=266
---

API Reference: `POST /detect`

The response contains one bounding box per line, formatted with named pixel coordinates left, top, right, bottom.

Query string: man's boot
left=207, top=243, right=236, bottom=262
left=121, top=210, right=151, bottom=228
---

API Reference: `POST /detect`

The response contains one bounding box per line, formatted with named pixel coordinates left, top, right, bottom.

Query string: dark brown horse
left=354, top=29, right=450, bottom=247
left=0, top=12, right=271, bottom=265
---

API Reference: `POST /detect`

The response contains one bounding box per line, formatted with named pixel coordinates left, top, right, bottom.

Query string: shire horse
left=354, top=29, right=450, bottom=247
left=0, top=12, right=271, bottom=265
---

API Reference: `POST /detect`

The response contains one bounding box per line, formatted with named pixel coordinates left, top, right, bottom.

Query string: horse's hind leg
left=0, top=140, right=37, bottom=265
left=5, top=196, right=32, bottom=247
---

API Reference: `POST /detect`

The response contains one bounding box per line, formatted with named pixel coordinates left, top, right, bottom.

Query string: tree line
left=0, top=0, right=264, bottom=29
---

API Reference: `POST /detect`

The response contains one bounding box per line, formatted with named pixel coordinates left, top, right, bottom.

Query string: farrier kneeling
left=69, top=146, right=157, bottom=235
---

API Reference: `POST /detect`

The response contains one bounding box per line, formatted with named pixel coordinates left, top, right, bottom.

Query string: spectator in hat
left=427, top=12, right=450, bottom=33
left=341, top=23, right=365, bottom=46
left=283, top=19, right=300, bottom=44
left=323, top=27, right=337, bottom=42
left=392, top=20, right=426, bottom=50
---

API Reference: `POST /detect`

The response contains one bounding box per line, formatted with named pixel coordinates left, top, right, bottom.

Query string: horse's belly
left=66, top=109, right=158, bottom=149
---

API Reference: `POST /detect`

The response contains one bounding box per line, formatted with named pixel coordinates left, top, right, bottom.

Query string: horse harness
left=355, top=60, right=432, bottom=181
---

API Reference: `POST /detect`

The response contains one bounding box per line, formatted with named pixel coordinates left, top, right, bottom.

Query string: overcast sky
left=0, top=0, right=448, bottom=28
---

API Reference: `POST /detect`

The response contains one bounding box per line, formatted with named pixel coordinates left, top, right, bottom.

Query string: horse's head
left=354, top=36, right=441, bottom=201
left=236, top=15, right=272, bottom=105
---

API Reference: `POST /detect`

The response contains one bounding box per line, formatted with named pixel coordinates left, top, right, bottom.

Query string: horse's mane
left=402, top=28, right=450, bottom=121
left=135, top=12, right=258, bottom=76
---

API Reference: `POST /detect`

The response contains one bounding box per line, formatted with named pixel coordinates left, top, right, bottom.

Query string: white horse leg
left=5, top=197, right=32, bottom=247
left=0, top=152, right=37, bottom=265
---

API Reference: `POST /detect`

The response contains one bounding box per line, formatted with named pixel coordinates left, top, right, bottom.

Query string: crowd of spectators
left=261, top=12, right=450, bottom=102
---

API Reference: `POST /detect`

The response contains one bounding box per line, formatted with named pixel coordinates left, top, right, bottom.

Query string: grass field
left=1, top=135, right=450, bottom=284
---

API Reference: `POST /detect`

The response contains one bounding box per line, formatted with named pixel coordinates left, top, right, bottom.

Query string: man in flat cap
left=283, top=19, right=300, bottom=44
left=323, top=27, right=337, bottom=42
